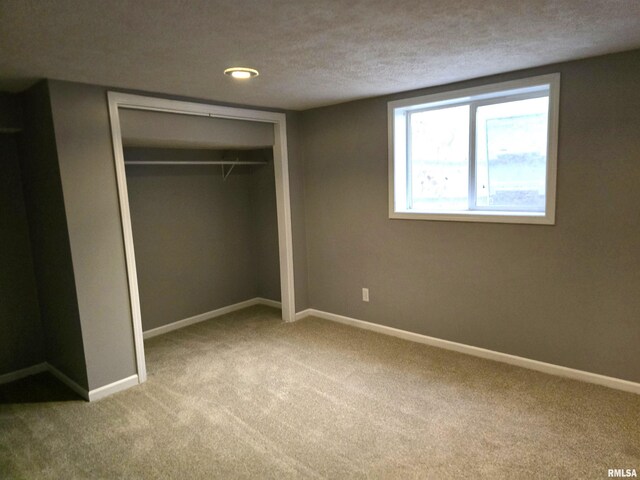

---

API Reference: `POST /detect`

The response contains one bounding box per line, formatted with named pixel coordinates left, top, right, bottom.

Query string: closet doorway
left=107, top=93, right=296, bottom=384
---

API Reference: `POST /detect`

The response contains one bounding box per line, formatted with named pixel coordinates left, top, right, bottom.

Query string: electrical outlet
left=362, top=288, right=369, bottom=302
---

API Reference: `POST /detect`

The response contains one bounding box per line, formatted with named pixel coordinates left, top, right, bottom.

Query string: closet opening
left=108, top=93, right=296, bottom=384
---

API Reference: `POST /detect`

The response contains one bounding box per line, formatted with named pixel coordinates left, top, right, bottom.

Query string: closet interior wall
left=0, top=131, right=44, bottom=375
left=124, top=147, right=280, bottom=333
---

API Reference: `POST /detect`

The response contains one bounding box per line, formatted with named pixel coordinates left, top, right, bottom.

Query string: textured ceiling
left=1, top=0, right=639, bottom=110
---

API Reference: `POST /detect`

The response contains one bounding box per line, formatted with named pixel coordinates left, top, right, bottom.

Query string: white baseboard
left=143, top=297, right=283, bottom=339
left=1, top=362, right=140, bottom=402
left=256, top=297, right=282, bottom=309
left=298, top=309, right=640, bottom=395
left=295, top=308, right=313, bottom=321
left=0, top=362, right=48, bottom=385
left=43, top=363, right=140, bottom=402
left=88, top=374, right=139, bottom=402
left=46, top=363, right=90, bottom=401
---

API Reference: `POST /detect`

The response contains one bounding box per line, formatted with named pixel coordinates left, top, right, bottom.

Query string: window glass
left=409, top=105, right=469, bottom=211
left=475, top=97, right=548, bottom=211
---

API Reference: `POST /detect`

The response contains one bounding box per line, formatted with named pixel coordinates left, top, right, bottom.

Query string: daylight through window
left=389, top=74, right=559, bottom=224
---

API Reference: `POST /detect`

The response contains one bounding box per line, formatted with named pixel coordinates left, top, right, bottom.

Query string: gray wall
left=286, top=112, right=310, bottom=311
left=125, top=147, right=280, bottom=331
left=120, top=109, right=274, bottom=149
left=250, top=150, right=281, bottom=302
left=300, top=49, right=640, bottom=383
left=19, top=82, right=88, bottom=388
left=0, top=133, right=43, bottom=375
left=0, top=93, right=22, bottom=132
left=47, top=80, right=137, bottom=390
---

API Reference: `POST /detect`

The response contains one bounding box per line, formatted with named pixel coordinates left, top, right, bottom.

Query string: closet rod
left=124, top=161, right=267, bottom=165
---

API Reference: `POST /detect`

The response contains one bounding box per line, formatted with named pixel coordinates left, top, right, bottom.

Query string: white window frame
left=388, top=74, right=560, bottom=225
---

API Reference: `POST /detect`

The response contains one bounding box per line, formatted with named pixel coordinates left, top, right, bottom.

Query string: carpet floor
left=0, top=305, right=638, bottom=479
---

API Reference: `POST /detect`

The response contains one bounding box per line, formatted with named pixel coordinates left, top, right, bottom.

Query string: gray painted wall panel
left=47, top=80, right=136, bottom=390
left=120, top=108, right=274, bottom=149
left=250, top=151, right=281, bottom=302
left=0, top=134, right=43, bottom=375
left=18, top=82, right=88, bottom=388
left=0, top=93, right=22, bottom=132
left=286, top=112, right=310, bottom=311
left=300, top=50, right=640, bottom=383
left=125, top=148, right=262, bottom=331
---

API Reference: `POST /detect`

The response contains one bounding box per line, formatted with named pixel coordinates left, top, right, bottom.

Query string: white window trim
left=388, top=73, right=560, bottom=225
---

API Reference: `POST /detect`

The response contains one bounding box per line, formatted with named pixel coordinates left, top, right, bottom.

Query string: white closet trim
left=107, top=92, right=296, bottom=386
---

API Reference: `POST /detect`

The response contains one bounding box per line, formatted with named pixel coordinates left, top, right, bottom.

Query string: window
left=388, top=74, right=560, bottom=224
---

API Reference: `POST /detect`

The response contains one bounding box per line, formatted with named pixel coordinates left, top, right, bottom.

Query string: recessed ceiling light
left=224, top=67, right=259, bottom=79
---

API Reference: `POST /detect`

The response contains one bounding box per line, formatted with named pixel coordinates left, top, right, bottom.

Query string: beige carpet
left=1, top=305, right=638, bottom=479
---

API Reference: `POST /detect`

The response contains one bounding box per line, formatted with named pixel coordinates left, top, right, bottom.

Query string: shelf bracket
left=221, top=163, right=236, bottom=181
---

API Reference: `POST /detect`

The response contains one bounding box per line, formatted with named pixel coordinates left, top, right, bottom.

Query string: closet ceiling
left=1, top=0, right=639, bottom=110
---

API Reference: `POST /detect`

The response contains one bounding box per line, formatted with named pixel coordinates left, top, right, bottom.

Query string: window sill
left=389, top=210, right=555, bottom=225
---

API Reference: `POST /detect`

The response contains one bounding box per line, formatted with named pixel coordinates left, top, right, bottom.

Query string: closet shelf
left=124, top=161, right=267, bottom=165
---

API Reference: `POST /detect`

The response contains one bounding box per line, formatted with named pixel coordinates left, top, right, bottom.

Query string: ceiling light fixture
left=224, top=67, right=259, bottom=79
